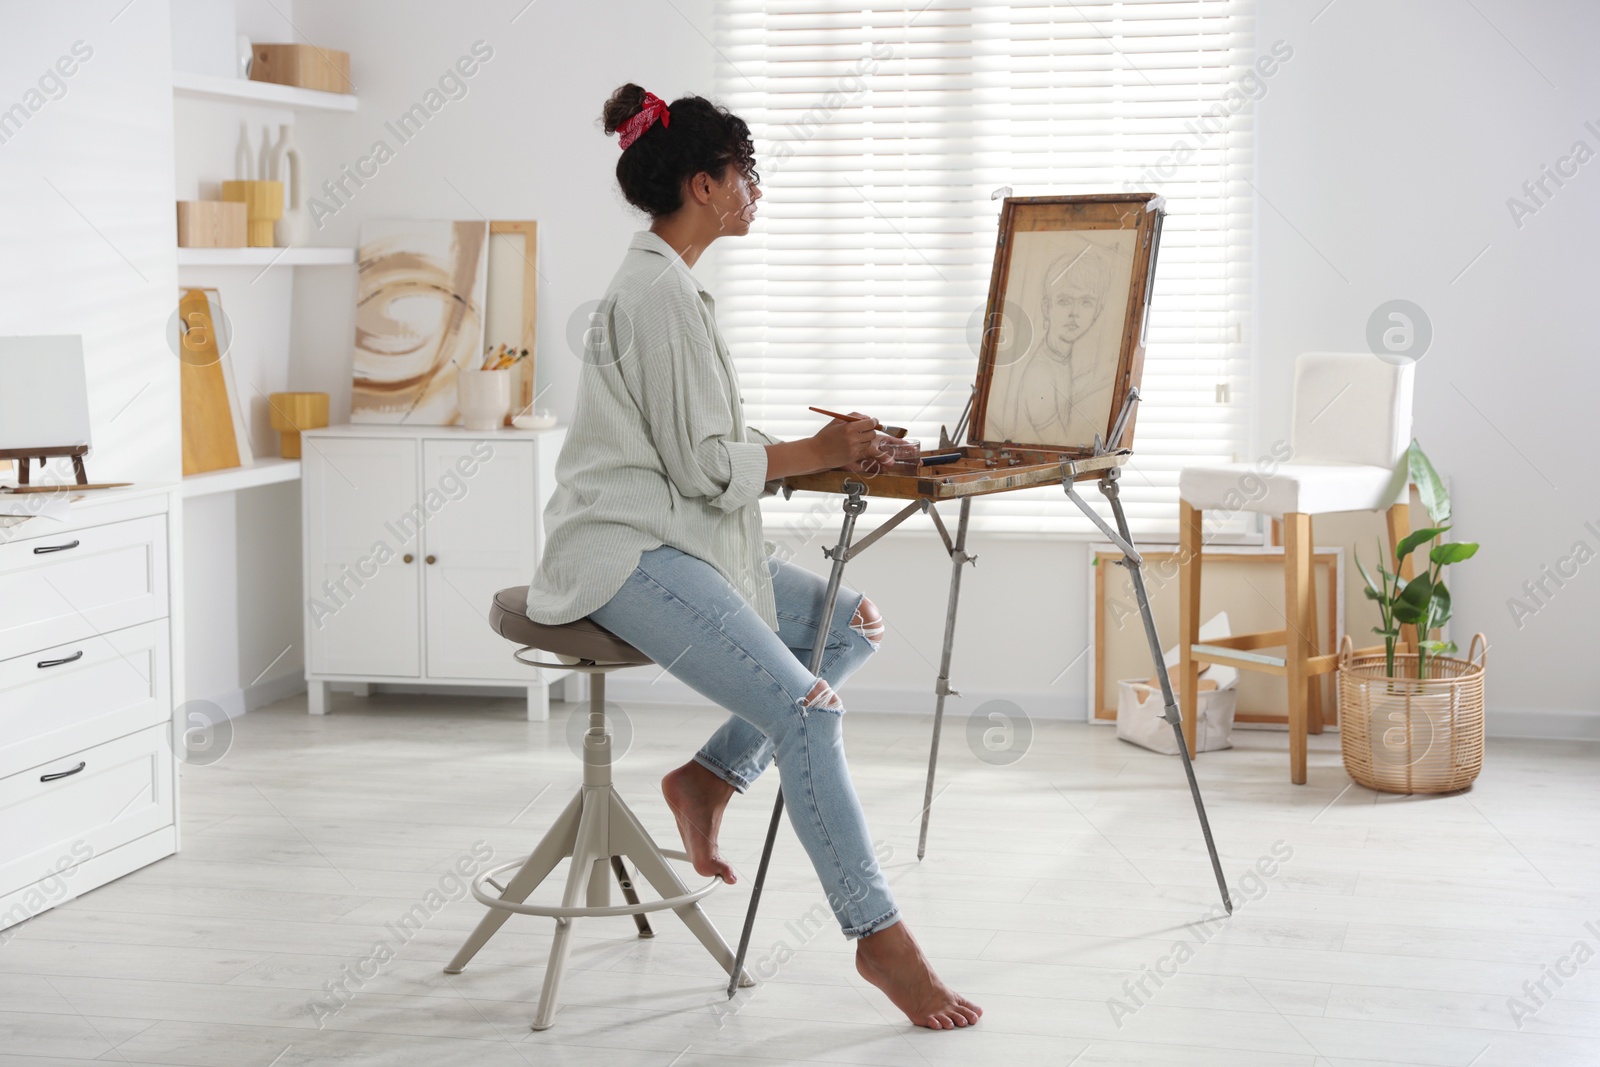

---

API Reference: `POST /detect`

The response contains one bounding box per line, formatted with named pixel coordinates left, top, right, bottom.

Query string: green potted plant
left=1355, top=441, right=1479, bottom=678
left=1341, top=440, right=1487, bottom=794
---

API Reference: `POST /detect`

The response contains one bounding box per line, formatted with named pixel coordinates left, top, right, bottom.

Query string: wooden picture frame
left=971, top=193, right=1163, bottom=455
left=1091, top=545, right=1343, bottom=727
left=486, top=220, right=538, bottom=422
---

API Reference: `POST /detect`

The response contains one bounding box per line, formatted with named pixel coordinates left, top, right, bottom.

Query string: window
left=711, top=0, right=1258, bottom=538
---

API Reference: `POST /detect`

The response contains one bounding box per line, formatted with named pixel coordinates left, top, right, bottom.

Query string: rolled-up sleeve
left=624, top=295, right=769, bottom=513
left=747, top=426, right=786, bottom=497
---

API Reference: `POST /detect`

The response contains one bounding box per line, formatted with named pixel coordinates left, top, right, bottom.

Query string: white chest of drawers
left=0, top=487, right=180, bottom=937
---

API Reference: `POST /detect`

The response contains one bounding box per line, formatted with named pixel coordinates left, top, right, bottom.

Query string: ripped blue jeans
left=588, top=543, right=898, bottom=939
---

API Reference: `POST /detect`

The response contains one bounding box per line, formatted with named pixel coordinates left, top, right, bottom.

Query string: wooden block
left=176, top=201, right=247, bottom=248
left=267, top=392, right=329, bottom=459
left=220, top=181, right=283, bottom=248
left=250, top=43, right=352, bottom=94
left=178, top=289, right=242, bottom=477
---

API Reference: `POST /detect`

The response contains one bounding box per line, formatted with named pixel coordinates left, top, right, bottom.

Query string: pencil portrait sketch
left=983, top=228, right=1137, bottom=450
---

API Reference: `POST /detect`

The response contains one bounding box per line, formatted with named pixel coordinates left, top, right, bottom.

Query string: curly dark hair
left=601, top=83, right=759, bottom=218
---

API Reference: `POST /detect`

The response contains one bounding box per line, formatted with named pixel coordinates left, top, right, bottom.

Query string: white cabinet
left=300, top=426, right=569, bottom=720
left=303, top=436, right=422, bottom=679
left=0, top=489, right=180, bottom=937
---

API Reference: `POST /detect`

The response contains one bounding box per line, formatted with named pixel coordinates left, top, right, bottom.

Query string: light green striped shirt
left=525, top=230, right=784, bottom=633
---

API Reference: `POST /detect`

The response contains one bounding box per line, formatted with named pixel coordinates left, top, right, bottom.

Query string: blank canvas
left=0, top=336, right=92, bottom=451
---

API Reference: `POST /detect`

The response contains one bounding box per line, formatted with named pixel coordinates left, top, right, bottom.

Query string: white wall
left=267, top=1, right=1593, bottom=740
left=287, top=0, right=722, bottom=425
left=277, top=0, right=1105, bottom=723
left=0, top=0, right=179, bottom=487
left=1258, top=0, right=1600, bottom=738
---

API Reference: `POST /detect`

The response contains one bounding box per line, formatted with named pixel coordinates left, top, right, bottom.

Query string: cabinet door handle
left=37, top=650, right=85, bottom=669
left=41, top=761, right=87, bottom=782
left=33, top=540, right=81, bottom=555
left=425, top=555, right=437, bottom=565
left=403, top=553, right=414, bottom=564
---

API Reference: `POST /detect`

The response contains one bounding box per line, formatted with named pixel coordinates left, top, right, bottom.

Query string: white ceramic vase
left=234, top=121, right=254, bottom=181
left=458, top=370, right=511, bottom=431
left=269, top=124, right=309, bottom=246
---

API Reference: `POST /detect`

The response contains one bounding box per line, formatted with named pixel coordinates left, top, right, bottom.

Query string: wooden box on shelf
left=176, top=201, right=247, bottom=248
left=250, top=43, right=352, bottom=94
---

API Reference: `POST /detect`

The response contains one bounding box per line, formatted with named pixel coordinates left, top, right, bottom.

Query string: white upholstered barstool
left=1177, top=353, right=1415, bottom=784
left=445, top=586, right=752, bottom=1030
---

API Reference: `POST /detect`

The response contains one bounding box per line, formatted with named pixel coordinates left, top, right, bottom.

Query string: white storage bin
left=1116, top=679, right=1238, bottom=755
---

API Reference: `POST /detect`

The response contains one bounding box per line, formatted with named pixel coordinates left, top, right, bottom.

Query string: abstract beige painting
left=352, top=219, right=488, bottom=424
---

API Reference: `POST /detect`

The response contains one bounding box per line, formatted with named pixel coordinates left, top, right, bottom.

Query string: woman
left=524, top=84, right=982, bottom=1031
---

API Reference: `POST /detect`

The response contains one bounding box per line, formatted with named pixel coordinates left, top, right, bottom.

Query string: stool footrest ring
left=471, top=851, right=722, bottom=919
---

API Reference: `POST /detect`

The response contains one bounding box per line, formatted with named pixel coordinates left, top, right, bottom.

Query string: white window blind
left=710, top=0, right=1256, bottom=539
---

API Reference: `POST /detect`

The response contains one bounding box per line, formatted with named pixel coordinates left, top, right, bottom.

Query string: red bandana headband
left=617, top=91, right=671, bottom=150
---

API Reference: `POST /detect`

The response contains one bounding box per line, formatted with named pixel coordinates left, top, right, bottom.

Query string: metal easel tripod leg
left=916, top=495, right=975, bottom=860
left=1063, top=467, right=1233, bottom=915
left=726, top=481, right=869, bottom=998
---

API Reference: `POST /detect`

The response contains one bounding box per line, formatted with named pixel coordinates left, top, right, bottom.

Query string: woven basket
left=1337, top=633, right=1486, bottom=794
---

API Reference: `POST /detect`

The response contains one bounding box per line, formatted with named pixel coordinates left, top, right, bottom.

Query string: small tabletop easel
left=0, top=336, right=129, bottom=493
left=726, top=194, right=1233, bottom=997
left=0, top=445, right=89, bottom=486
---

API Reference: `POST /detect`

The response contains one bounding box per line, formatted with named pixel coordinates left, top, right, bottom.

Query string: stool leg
left=587, top=853, right=610, bottom=909
left=1306, top=541, right=1324, bottom=734
left=609, top=790, right=753, bottom=988
left=612, top=857, right=653, bottom=938
left=1178, top=501, right=1202, bottom=757
left=445, top=788, right=583, bottom=974
left=1283, top=513, right=1314, bottom=785
left=532, top=786, right=610, bottom=1031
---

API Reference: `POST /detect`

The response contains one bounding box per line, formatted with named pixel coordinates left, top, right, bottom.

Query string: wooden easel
left=0, top=445, right=89, bottom=486
left=725, top=194, right=1234, bottom=997
left=0, top=446, right=129, bottom=493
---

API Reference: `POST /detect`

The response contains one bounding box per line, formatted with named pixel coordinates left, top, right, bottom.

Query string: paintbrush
left=808, top=405, right=908, bottom=439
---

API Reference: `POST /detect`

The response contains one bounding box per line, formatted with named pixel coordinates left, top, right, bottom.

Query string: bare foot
left=856, top=921, right=982, bottom=1030
left=661, top=761, right=737, bottom=883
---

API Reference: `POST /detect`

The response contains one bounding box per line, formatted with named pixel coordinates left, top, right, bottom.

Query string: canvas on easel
left=971, top=194, right=1162, bottom=456
left=0, top=335, right=93, bottom=485
left=783, top=193, right=1165, bottom=501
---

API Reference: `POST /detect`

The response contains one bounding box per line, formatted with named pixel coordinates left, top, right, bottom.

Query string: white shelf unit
left=181, top=457, right=302, bottom=499
left=172, top=70, right=358, bottom=112
left=177, top=247, right=355, bottom=267
left=169, top=50, right=363, bottom=722
left=172, top=63, right=360, bottom=500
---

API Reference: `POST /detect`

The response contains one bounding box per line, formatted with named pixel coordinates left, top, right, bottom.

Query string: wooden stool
left=445, top=587, right=752, bottom=1030
left=1176, top=353, right=1415, bottom=784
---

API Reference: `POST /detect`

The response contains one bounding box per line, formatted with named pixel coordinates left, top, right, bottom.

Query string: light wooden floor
left=4, top=691, right=1598, bottom=1066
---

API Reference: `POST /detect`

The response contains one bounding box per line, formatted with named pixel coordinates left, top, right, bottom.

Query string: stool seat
left=491, top=586, right=651, bottom=666
left=1179, top=461, right=1401, bottom=516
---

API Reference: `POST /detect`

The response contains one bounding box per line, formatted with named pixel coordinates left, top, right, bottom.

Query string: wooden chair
left=1176, top=353, right=1415, bottom=783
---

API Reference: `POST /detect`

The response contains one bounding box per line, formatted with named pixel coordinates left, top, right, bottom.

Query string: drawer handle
left=41, top=761, right=87, bottom=782
left=403, top=553, right=414, bottom=564
left=33, top=540, right=81, bottom=555
left=426, top=554, right=437, bottom=565
left=37, top=650, right=85, bottom=669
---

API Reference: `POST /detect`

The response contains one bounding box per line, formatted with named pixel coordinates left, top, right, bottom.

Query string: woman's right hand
left=810, top=412, right=885, bottom=471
